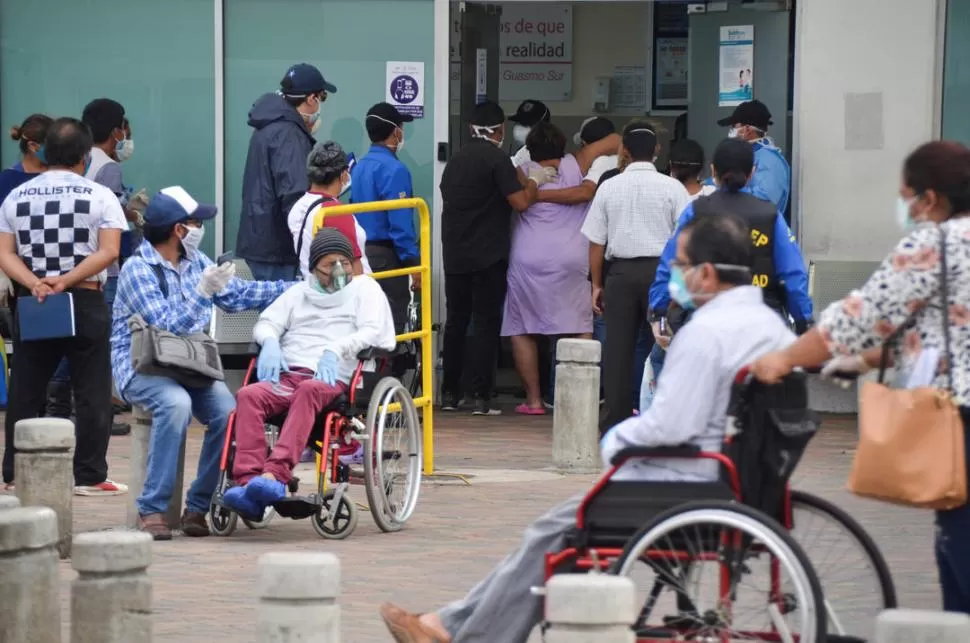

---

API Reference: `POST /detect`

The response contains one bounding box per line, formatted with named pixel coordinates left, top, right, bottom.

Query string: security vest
left=692, top=190, right=785, bottom=314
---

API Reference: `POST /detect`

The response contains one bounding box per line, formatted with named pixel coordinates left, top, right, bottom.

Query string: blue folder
left=17, top=293, right=76, bottom=341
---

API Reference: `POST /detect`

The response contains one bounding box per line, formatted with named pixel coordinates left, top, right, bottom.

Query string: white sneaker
left=75, top=479, right=128, bottom=496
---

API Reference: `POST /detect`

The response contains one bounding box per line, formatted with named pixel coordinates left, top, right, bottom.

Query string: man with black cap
left=237, top=62, right=338, bottom=282
left=438, top=100, right=556, bottom=415
left=509, top=99, right=551, bottom=168
left=352, top=102, right=417, bottom=347
left=717, top=99, right=791, bottom=222
left=112, top=186, right=291, bottom=539
left=223, top=227, right=395, bottom=520
left=536, top=116, right=618, bottom=206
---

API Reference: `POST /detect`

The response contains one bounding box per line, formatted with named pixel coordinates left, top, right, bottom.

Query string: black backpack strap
left=150, top=263, right=168, bottom=298
left=295, top=197, right=329, bottom=271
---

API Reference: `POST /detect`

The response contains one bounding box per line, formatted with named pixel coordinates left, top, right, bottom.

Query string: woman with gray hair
left=287, top=140, right=369, bottom=278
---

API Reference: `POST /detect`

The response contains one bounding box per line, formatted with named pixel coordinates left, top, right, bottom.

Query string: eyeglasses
left=316, top=91, right=328, bottom=104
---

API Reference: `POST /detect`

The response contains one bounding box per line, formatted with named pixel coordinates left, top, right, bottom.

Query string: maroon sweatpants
left=232, top=369, right=348, bottom=485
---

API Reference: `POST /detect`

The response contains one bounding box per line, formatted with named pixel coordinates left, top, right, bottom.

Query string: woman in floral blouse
left=751, top=140, right=970, bottom=614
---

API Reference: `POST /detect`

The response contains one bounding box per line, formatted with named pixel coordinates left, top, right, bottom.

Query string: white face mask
left=471, top=124, right=504, bottom=147
left=394, top=128, right=405, bottom=153
left=181, top=225, right=204, bottom=250
left=895, top=196, right=919, bottom=231
left=513, top=124, right=531, bottom=146
left=728, top=127, right=741, bottom=139
left=116, top=136, right=134, bottom=162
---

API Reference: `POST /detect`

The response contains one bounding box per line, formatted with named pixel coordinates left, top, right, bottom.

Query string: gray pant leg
left=438, top=494, right=583, bottom=643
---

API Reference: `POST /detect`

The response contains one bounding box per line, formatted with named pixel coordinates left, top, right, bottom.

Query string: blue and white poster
left=718, top=25, right=754, bottom=107
left=386, top=61, right=425, bottom=119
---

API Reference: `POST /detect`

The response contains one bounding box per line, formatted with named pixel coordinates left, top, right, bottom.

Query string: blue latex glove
left=314, top=350, right=340, bottom=386
left=256, top=338, right=288, bottom=383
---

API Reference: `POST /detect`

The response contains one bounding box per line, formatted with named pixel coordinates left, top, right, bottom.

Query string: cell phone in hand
left=216, top=251, right=235, bottom=266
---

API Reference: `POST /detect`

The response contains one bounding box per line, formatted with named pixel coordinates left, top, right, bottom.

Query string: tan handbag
left=848, top=227, right=967, bottom=510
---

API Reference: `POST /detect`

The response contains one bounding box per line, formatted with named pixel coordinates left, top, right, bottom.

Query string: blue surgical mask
left=667, top=266, right=696, bottom=311
left=35, top=145, right=47, bottom=165
left=895, top=196, right=918, bottom=231
left=83, top=153, right=92, bottom=176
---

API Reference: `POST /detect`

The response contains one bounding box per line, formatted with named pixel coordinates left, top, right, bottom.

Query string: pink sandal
left=515, top=403, right=546, bottom=416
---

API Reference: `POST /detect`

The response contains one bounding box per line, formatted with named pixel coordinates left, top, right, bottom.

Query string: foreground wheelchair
left=544, top=371, right=895, bottom=642
left=209, top=346, right=422, bottom=539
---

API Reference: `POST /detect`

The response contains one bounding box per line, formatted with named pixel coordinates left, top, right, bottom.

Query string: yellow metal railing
left=312, top=198, right=435, bottom=474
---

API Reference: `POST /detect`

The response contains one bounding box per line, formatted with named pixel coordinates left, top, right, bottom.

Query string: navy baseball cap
left=280, top=63, right=337, bottom=96
left=717, top=100, right=773, bottom=129
left=144, top=186, right=218, bottom=227
left=508, top=100, right=550, bottom=127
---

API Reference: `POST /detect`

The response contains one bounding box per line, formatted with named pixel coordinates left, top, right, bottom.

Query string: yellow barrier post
left=312, top=199, right=435, bottom=474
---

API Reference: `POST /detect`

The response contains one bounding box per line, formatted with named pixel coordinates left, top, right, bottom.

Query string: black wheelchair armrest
left=247, top=341, right=261, bottom=357
left=609, top=444, right=701, bottom=466
left=357, top=347, right=396, bottom=361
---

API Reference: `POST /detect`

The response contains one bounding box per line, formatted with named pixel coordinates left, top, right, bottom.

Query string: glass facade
left=0, top=0, right=217, bottom=255
left=223, top=0, right=435, bottom=253
left=943, top=0, right=970, bottom=143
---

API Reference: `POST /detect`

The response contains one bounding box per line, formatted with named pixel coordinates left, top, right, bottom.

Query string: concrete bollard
left=0, top=495, right=21, bottom=510
left=0, top=506, right=61, bottom=643
left=127, top=405, right=185, bottom=529
left=553, top=339, right=602, bottom=472
left=71, top=531, right=153, bottom=643
left=258, top=552, right=340, bottom=642
left=876, top=609, right=970, bottom=642
left=544, top=574, right=636, bottom=643
left=14, top=417, right=74, bottom=558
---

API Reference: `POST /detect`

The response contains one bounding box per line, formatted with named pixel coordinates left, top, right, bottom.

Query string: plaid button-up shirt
left=111, top=240, right=291, bottom=396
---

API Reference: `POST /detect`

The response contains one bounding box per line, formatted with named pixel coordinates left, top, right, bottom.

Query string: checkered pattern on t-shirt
left=15, top=197, right=93, bottom=276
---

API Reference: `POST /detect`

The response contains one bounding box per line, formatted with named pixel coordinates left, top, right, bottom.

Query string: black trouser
left=442, top=260, right=508, bottom=401
left=601, top=257, right=658, bottom=434
left=2, top=288, right=113, bottom=485
left=366, top=242, right=414, bottom=378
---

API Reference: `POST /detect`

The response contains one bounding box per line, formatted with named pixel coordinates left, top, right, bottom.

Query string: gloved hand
left=528, top=165, right=558, bottom=186
left=650, top=321, right=671, bottom=350
left=314, top=350, right=340, bottom=386
left=129, top=189, right=150, bottom=213
left=821, top=354, right=869, bottom=389
left=196, top=262, right=236, bottom=298
left=256, top=338, right=288, bottom=383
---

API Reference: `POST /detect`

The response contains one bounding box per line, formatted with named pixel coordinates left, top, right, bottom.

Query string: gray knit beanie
left=309, top=227, right=354, bottom=269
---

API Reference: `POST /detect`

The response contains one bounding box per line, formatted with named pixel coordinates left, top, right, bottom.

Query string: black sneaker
left=440, top=394, right=464, bottom=412
left=472, top=398, right=501, bottom=416
left=111, top=422, right=131, bottom=436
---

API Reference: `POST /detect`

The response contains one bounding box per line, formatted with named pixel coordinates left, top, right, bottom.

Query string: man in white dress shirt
left=379, top=214, right=796, bottom=643
left=581, top=121, right=691, bottom=433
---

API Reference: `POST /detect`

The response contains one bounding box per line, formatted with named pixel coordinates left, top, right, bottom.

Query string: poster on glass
left=718, top=25, right=754, bottom=107
left=654, top=37, right=688, bottom=108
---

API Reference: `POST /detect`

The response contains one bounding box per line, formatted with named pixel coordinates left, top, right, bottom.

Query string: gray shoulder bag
left=129, top=264, right=224, bottom=388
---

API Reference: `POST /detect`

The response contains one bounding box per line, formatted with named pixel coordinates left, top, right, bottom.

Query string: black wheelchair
left=543, top=370, right=895, bottom=642
left=209, top=346, right=422, bottom=539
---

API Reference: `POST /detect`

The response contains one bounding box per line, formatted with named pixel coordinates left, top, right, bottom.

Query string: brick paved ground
left=1, top=408, right=940, bottom=642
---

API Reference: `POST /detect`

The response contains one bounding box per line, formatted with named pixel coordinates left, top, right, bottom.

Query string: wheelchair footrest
left=272, top=495, right=321, bottom=520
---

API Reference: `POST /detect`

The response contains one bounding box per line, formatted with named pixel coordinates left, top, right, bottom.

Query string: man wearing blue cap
left=112, top=186, right=292, bottom=540
left=237, top=63, right=338, bottom=282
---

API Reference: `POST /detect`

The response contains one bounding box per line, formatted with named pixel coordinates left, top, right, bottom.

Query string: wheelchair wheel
left=311, top=488, right=359, bottom=539
left=209, top=470, right=238, bottom=537
left=789, top=490, right=896, bottom=641
left=612, top=500, right=826, bottom=643
left=242, top=506, right=276, bottom=530
left=363, top=376, right=422, bottom=532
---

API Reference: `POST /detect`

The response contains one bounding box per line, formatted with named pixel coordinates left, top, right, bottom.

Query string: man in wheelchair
left=381, top=214, right=797, bottom=643
left=222, top=228, right=395, bottom=519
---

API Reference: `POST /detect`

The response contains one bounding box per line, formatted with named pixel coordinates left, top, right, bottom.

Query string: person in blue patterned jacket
left=111, top=186, right=291, bottom=540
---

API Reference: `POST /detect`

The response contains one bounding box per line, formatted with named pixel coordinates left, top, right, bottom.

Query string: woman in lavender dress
left=501, top=123, right=610, bottom=414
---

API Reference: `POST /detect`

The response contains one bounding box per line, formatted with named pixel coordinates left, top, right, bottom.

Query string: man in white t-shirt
left=0, top=117, right=128, bottom=496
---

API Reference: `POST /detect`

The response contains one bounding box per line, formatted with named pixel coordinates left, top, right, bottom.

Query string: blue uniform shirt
left=647, top=187, right=813, bottom=322
left=350, top=145, right=418, bottom=265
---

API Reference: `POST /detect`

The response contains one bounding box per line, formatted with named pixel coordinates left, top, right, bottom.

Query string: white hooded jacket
left=252, top=275, right=396, bottom=384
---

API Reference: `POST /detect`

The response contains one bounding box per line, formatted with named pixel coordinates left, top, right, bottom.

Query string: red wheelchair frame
left=544, top=371, right=804, bottom=643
